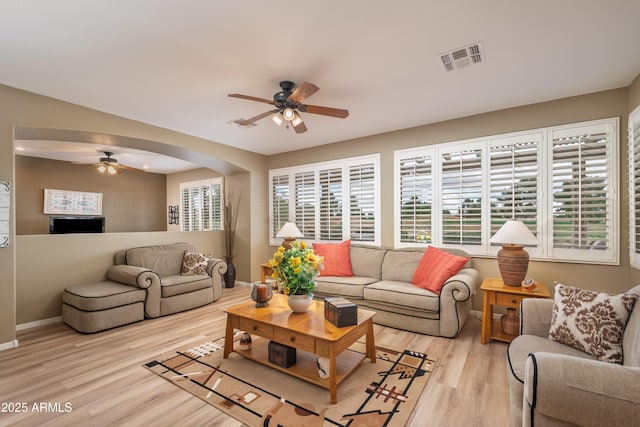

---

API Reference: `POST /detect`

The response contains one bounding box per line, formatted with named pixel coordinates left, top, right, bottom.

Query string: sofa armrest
left=438, top=267, right=480, bottom=337
left=206, top=258, right=227, bottom=301
left=520, top=298, right=554, bottom=337
left=107, top=265, right=161, bottom=318
left=524, top=353, right=640, bottom=427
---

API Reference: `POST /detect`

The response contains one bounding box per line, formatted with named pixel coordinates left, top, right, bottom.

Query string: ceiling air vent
left=439, top=42, right=484, bottom=72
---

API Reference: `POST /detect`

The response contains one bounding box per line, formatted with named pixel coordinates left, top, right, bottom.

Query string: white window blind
left=268, top=154, right=380, bottom=245
left=489, top=136, right=541, bottom=253
left=349, top=161, right=377, bottom=242
left=630, top=106, right=640, bottom=268
left=270, top=174, right=289, bottom=239
left=319, top=167, right=343, bottom=241
left=180, top=178, right=223, bottom=231
left=397, top=152, right=433, bottom=244
left=440, top=146, right=483, bottom=246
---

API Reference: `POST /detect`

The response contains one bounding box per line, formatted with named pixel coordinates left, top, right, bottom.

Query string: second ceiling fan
left=228, top=80, right=349, bottom=134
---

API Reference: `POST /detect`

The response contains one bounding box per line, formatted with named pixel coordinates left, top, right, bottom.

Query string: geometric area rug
left=144, top=334, right=436, bottom=426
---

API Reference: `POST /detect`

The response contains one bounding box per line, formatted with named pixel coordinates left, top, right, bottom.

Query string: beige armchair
left=106, top=242, right=226, bottom=318
left=507, top=285, right=640, bottom=426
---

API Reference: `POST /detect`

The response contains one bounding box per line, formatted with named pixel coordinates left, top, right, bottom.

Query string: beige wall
left=16, top=155, right=167, bottom=234
left=266, top=87, right=634, bottom=310
left=0, top=84, right=268, bottom=349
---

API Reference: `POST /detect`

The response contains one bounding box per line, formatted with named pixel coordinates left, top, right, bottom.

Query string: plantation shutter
left=348, top=162, right=376, bottom=242
left=270, top=174, right=289, bottom=239
left=181, top=187, right=191, bottom=231
left=179, top=179, right=223, bottom=232
left=629, top=107, right=640, bottom=267
left=550, top=123, right=615, bottom=261
left=398, top=153, right=433, bottom=244
left=319, top=167, right=343, bottom=241
left=210, top=183, right=222, bottom=230
left=489, top=136, right=541, bottom=252
left=440, top=146, right=483, bottom=246
left=294, top=171, right=316, bottom=239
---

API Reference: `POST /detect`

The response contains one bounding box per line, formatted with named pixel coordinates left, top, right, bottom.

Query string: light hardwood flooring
left=0, top=286, right=510, bottom=426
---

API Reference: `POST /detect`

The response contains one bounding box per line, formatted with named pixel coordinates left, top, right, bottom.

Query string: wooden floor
left=0, top=286, right=510, bottom=426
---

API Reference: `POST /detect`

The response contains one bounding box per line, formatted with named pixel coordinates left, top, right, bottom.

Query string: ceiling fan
left=74, top=151, right=145, bottom=175
left=228, top=80, right=349, bottom=134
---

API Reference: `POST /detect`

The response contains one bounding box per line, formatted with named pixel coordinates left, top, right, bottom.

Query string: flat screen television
left=49, top=216, right=105, bottom=234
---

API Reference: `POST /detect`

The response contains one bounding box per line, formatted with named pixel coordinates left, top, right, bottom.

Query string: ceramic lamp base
left=497, top=244, right=529, bottom=286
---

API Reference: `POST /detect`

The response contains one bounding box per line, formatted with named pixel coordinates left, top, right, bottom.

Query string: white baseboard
left=16, top=316, right=62, bottom=331
left=0, top=339, right=19, bottom=352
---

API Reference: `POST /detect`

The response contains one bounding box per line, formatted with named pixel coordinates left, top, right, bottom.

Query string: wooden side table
left=480, top=277, right=551, bottom=344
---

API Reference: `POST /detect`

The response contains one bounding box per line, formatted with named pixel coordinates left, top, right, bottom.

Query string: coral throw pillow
left=313, top=240, right=353, bottom=277
left=548, top=283, right=638, bottom=364
left=411, top=246, right=468, bottom=295
left=181, top=252, right=212, bottom=276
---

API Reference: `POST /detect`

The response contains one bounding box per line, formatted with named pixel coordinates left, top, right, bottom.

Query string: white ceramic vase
left=287, top=294, right=313, bottom=313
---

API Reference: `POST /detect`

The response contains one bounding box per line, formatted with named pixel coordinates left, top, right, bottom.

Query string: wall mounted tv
left=49, top=216, right=105, bottom=234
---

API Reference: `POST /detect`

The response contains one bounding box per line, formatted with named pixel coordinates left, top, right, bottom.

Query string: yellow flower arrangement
left=268, top=240, right=323, bottom=296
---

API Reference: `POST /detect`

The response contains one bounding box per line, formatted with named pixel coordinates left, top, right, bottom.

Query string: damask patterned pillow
left=549, top=283, right=638, bottom=363
left=181, top=252, right=213, bottom=276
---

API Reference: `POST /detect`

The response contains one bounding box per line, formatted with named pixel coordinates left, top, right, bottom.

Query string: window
left=629, top=106, right=640, bottom=268
left=180, top=178, right=223, bottom=231
left=269, top=154, right=380, bottom=245
left=395, top=118, right=618, bottom=264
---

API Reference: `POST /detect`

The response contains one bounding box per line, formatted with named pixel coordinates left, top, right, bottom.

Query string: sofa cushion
left=126, top=243, right=196, bottom=277
left=349, top=245, right=387, bottom=280
left=623, top=284, right=640, bottom=367
left=508, top=334, right=596, bottom=383
left=63, top=281, right=146, bottom=311
left=364, top=280, right=440, bottom=312
left=411, top=246, right=469, bottom=295
left=313, top=240, right=353, bottom=277
left=549, top=283, right=639, bottom=364
left=181, top=252, right=212, bottom=276
left=315, top=275, right=376, bottom=299
left=160, top=274, right=212, bottom=298
left=381, top=249, right=423, bottom=282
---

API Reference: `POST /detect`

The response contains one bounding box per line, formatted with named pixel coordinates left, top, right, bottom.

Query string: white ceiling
left=3, top=0, right=640, bottom=167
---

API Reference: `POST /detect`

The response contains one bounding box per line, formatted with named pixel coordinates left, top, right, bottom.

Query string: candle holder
left=251, top=282, right=273, bottom=307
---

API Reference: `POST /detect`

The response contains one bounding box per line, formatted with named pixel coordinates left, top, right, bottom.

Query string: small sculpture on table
left=251, top=282, right=273, bottom=307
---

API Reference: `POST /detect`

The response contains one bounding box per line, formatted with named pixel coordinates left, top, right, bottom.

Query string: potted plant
left=223, top=190, right=240, bottom=288
left=268, top=241, right=323, bottom=312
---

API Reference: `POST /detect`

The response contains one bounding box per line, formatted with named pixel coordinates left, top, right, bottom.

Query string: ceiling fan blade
left=292, top=119, right=308, bottom=134
left=119, top=164, right=146, bottom=173
left=228, top=93, right=274, bottom=104
left=234, top=109, right=279, bottom=126
left=303, top=104, right=349, bottom=119
left=288, top=82, right=319, bottom=104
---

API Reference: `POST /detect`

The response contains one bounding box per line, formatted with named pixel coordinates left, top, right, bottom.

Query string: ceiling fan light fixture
left=291, top=111, right=303, bottom=127
left=271, top=112, right=284, bottom=126
left=282, top=108, right=296, bottom=121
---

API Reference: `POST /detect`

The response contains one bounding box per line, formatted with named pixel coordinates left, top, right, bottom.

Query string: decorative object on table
left=223, top=189, right=241, bottom=288
left=0, top=181, right=10, bottom=247
left=239, top=332, right=252, bottom=351
left=275, top=221, right=304, bottom=250
left=489, top=219, right=538, bottom=286
left=521, top=278, right=537, bottom=291
left=251, top=282, right=273, bottom=307
left=268, top=340, right=296, bottom=368
left=268, top=240, right=323, bottom=313
left=316, top=356, right=330, bottom=379
left=168, top=205, right=179, bottom=225
left=324, top=296, right=358, bottom=327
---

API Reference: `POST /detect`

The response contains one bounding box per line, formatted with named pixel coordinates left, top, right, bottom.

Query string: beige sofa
left=506, top=284, right=640, bottom=426
left=313, top=245, right=480, bottom=337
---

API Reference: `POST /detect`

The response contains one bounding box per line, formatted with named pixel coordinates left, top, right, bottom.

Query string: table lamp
left=489, top=219, right=538, bottom=286
left=276, top=221, right=303, bottom=249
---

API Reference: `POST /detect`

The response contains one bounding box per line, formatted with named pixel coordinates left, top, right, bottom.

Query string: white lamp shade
left=490, top=219, right=538, bottom=246
left=276, top=221, right=303, bottom=238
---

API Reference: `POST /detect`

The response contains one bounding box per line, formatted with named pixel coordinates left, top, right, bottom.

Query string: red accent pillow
left=313, top=240, right=354, bottom=277
left=411, top=246, right=469, bottom=295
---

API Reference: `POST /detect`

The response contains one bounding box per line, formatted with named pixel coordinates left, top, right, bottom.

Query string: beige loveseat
left=313, top=245, right=480, bottom=337
left=108, top=242, right=227, bottom=317
left=506, top=284, right=640, bottom=426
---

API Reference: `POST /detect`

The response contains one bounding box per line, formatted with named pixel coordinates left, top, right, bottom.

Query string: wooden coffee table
left=223, top=293, right=376, bottom=404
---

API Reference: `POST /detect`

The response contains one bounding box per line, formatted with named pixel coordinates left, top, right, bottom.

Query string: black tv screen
left=49, top=216, right=105, bottom=234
